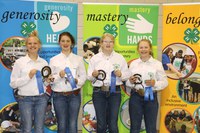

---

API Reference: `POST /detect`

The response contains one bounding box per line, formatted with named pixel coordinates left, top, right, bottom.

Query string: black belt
left=131, top=88, right=157, bottom=96
left=54, top=89, right=80, bottom=96
left=94, top=85, right=121, bottom=92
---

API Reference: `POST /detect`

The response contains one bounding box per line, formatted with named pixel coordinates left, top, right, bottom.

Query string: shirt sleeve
left=125, top=62, right=134, bottom=88
left=154, top=62, right=168, bottom=91
left=162, top=54, right=170, bottom=65
left=10, top=61, right=30, bottom=89
left=87, top=57, right=95, bottom=81
left=120, top=57, right=131, bottom=81
left=126, top=79, right=135, bottom=88
left=76, top=57, right=87, bottom=87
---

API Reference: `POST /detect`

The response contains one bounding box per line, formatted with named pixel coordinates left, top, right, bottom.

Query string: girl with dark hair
left=49, top=32, right=86, bottom=133
left=162, top=47, right=182, bottom=77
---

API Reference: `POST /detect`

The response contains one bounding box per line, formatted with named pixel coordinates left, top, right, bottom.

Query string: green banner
left=82, top=3, right=159, bottom=133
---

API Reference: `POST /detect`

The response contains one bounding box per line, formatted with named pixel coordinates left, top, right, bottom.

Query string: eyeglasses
left=102, top=41, right=114, bottom=44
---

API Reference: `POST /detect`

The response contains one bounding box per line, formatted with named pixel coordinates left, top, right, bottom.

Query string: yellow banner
left=161, top=3, right=200, bottom=133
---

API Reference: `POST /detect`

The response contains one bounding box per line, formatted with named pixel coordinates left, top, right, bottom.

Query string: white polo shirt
left=49, top=52, right=86, bottom=92
left=10, top=54, right=48, bottom=96
left=88, top=51, right=130, bottom=87
left=126, top=57, right=168, bottom=91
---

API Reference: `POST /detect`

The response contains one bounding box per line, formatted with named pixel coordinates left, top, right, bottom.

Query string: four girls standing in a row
left=10, top=31, right=168, bottom=133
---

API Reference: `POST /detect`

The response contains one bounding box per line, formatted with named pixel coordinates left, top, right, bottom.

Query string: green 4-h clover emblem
left=148, top=72, right=154, bottom=80
left=184, top=28, right=199, bottom=44
left=103, top=24, right=118, bottom=38
left=113, top=64, right=120, bottom=70
left=21, top=22, right=36, bottom=37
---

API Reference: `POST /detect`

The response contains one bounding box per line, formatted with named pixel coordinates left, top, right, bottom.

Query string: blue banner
left=0, top=0, right=77, bottom=132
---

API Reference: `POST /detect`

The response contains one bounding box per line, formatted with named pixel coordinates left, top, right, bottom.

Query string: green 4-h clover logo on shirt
left=104, top=24, right=118, bottom=38
left=21, top=22, right=36, bottom=37
left=148, top=72, right=154, bottom=80
left=113, top=64, right=120, bottom=70
left=184, top=28, right=199, bottom=44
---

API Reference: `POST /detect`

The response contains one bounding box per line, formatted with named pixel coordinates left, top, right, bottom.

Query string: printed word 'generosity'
left=1, top=10, right=60, bottom=24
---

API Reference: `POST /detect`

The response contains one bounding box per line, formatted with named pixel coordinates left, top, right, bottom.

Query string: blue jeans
left=92, top=87, right=121, bottom=133
left=129, top=91, right=158, bottom=133
left=184, top=89, right=189, bottom=101
left=178, top=89, right=183, bottom=97
left=18, top=94, right=49, bottom=133
left=53, top=92, right=81, bottom=133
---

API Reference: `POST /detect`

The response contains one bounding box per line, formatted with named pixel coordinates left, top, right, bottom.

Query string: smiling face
left=137, top=40, right=152, bottom=59
left=58, top=32, right=75, bottom=54
left=26, top=36, right=41, bottom=54
left=177, top=51, right=183, bottom=58
left=59, top=35, right=72, bottom=53
left=168, top=50, right=173, bottom=57
left=100, top=33, right=115, bottom=54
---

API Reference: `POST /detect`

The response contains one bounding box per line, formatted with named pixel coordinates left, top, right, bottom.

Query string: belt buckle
left=101, top=86, right=109, bottom=91
left=62, top=92, right=70, bottom=96
left=74, top=89, right=80, bottom=95
left=137, top=89, right=145, bottom=96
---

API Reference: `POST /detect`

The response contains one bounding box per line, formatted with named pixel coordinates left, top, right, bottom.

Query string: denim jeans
left=129, top=91, right=158, bottom=133
left=18, top=94, right=49, bottom=133
left=92, top=87, right=121, bottom=133
left=184, top=89, right=189, bottom=101
left=178, top=89, right=183, bottom=97
left=53, top=92, right=81, bottom=133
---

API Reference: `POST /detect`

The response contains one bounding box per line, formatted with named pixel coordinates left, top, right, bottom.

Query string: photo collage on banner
left=160, top=3, right=200, bottom=133
left=83, top=3, right=159, bottom=133
left=0, top=0, right=77, bottom=132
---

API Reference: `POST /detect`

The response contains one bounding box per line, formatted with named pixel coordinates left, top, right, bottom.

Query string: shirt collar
left=138, top=56, right=154, bottom=63
left=25, top=54, right=43, bottom=63
left=100, top=51, right=115, bottom=58
left=60, top=52, right=72, bottom=58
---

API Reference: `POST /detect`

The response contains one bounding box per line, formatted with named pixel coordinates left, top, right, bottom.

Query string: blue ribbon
left=36, top=71, right=44, bottom=94
left=144, top=87, right=154, bottom=101
left=64, top=67, right=77, bottom=90
left=110, top=71, right=116, bottom=93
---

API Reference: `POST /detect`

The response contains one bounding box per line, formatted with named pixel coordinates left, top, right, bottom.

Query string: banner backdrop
left=0, top=0, right=77, bottom=132
left=82, top=3, right=159, bottom=133
left=160, top=3, right=200, bottom=133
